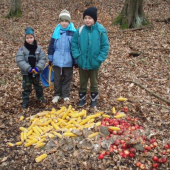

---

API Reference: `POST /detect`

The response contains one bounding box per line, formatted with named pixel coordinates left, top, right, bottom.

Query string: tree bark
left=113, top=0, right=149, bottom=29
left=5, top=0, right=22, bottom=18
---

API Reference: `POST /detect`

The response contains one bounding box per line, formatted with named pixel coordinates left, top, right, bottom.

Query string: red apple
left=152, top=163, right=159, bottom=168
left=140, top=164, right=146, bottom=169
left=152, top=156, right=158, bottom=162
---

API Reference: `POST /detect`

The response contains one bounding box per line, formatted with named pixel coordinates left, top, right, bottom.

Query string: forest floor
left=0, top=0, right=170, bottom=169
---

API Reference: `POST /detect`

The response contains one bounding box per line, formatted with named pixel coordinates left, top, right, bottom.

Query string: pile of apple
left=97, top=113, right=169, bottom=169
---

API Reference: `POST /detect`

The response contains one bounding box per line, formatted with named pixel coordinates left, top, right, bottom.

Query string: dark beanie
left=83, top=7, right=97, bottom=22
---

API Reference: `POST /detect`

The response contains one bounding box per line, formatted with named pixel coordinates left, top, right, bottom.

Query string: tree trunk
left=5, top=0, right=22, bottom=18
left=113, top=0, right=149, bottom=29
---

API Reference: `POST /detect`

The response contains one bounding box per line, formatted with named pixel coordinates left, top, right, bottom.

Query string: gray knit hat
left=59, top=9, right=71, bottom=22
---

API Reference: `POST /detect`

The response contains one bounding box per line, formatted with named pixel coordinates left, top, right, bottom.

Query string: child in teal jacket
left=71, top=7, right=109, bottom=108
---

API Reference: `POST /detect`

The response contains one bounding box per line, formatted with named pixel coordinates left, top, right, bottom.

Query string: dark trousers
left=53, top=66, right=73, bottom=98
left=79, top=67, right=98, bottom=92
left=22, top=74, right=44, bottom=104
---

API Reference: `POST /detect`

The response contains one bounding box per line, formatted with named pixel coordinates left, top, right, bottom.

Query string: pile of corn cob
left=8, top=101, right=126, bottom=162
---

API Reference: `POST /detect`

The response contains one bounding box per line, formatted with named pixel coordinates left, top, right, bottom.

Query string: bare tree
left=5, top=0, right=22, bottom=18
left=113, top=0, right=149, bottom=29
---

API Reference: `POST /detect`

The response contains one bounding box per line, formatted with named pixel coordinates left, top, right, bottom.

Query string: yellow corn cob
left=64, top=124, right=73, bottom=129
left=24, top=140, right=37, bottom=147
left=8, top=142, right=14, bottom=147
left=102, top=114, right=110, bottom=118
left=51, top=121, right=59, bottom=130
left=27, top=129, right=33, bottom=136
left=117, top=97, right=127, bottom=102
left=37, top=111, right=49, bottom=117
left=40, top=134, right=48, bottom=138
left=19, top=116, right=24, bottom=121
left=37, top=138, right=45, bottom=144
left=83, top=110, right=87, bottom=117
left=88, top=132, right=99, bottom=138
left=23, top=131, right=27, bottom=140
left=41, top=127, right=53, bottom=135
left=62, top=105, right=72, bottom=119
left=28, top=136, right=38, bottom=141
left=79, top=118, right=90, bottom=125
left=88, top=119, right=95, bottom=123
left=35, top=126, right=43, bottom=134
left=95, top=122, right=101, bottom=126
left=63, top=132, right=77, bottom=137
left=109, top=126, right=120, bottom=131
left=35, top=154, right=47, bottom=163
left=52, top=131, right=62, bottom=138
left=72, top=111, right=84, bottom=118
left=16, top=142, right=22, bottom=146
left=112, top=107, right=116, bottom=114
left=19, top=127, right=27, bottom=131
left=71, top=120, right=80, bottom=127
left=48, top=133, right=55, bottom=138
left=114, top=114, right=126, bottom=119
left=32, top=127, right=40, bottom=135
left=21, top=132, right=24, bottom=142
left=28, top=119, right=37, bottom=130
left=55, top=107, right=65, bottom=115
left=26, top=139, right=32, bottom=143
left=77, top=117, right=81, bottom=123
left=83, top=123, right=94, bottom=129
left=34, top=142, right=45, bottom=148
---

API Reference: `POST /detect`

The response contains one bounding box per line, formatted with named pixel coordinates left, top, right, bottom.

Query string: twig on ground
left=131, top=80, right=170, bottom=105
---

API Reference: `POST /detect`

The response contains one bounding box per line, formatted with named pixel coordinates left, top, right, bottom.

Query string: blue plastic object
left=40, top=65, right=54, bottom=87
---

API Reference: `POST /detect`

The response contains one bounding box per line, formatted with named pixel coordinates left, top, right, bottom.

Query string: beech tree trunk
left=5, top=0, right=22, bottom=18
left=113, top=0, right=149, bottom=29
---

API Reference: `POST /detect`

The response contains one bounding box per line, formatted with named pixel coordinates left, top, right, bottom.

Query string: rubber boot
left=90, top=92, right=98, bottom=108
left=77, top=92, right=87, bottom=107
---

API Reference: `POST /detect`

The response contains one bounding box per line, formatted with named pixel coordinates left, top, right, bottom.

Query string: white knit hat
left=59, top=9, right=71, bottom=22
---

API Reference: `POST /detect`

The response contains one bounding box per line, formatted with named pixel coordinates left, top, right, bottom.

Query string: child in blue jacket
left=48, top=9, right=77, bottom=104
left=71, top=7, right=109, bottom=108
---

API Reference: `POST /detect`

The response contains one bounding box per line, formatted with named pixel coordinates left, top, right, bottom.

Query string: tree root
left=131, top=80, right=170, bottom=105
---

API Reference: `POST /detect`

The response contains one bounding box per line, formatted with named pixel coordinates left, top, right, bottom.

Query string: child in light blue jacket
left=48, top=9, right=77, bottom=104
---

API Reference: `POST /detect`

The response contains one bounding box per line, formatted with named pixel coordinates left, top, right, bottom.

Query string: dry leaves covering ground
left=0, top=0, right=170, bottom=169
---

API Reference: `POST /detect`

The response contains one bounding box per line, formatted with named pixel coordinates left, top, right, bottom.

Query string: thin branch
left=143, top=102, right=170, bottom=111
left=131, top=80, right=170, bottom=105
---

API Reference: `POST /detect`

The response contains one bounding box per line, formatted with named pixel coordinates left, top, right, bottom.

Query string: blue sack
left=40, top=65, right=54, bottom=88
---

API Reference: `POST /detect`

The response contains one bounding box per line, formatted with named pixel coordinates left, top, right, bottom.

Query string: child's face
left=25, top=34, right=34, bottom=44
left=84, top=16, right=95, bottom=27
left=60, top=20, right=69, bottom=29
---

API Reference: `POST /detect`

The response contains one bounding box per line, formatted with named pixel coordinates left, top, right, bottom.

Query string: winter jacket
left=16, top=45, right=46, bottom=75
left=71, top=22, right=109, bottom=70
left=48, top=30, right=76, bottom=67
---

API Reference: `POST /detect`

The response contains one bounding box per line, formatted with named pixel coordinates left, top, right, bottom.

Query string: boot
left=78, top=92, right=87, bottom=107
left=90, top=92, right=98, bottom=108
left=22, top=100, right=29, bottom=108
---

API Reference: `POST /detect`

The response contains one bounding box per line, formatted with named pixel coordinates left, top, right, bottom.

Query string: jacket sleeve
left=71, top=29, right=81, bottom=59
left=16, top=48, right=31, bottom=72
left=48, top=38, right=55, bottom=61
left=97, top=31, right=109, bottom=63
left=36, top=47, right=46, bottom=72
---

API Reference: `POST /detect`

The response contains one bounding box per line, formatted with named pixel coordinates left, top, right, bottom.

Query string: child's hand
left=28, top=68, right=33, bottom=73
left=49, top=61, right=53, bottom=66
left=33, top=67, right=39, bottom=74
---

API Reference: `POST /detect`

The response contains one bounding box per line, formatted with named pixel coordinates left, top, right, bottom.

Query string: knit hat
left=83, top=7, right=97, bottom=22
left=25, top=27, right=34, bottom=37
left=59, top=9, right=71, bottom=22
